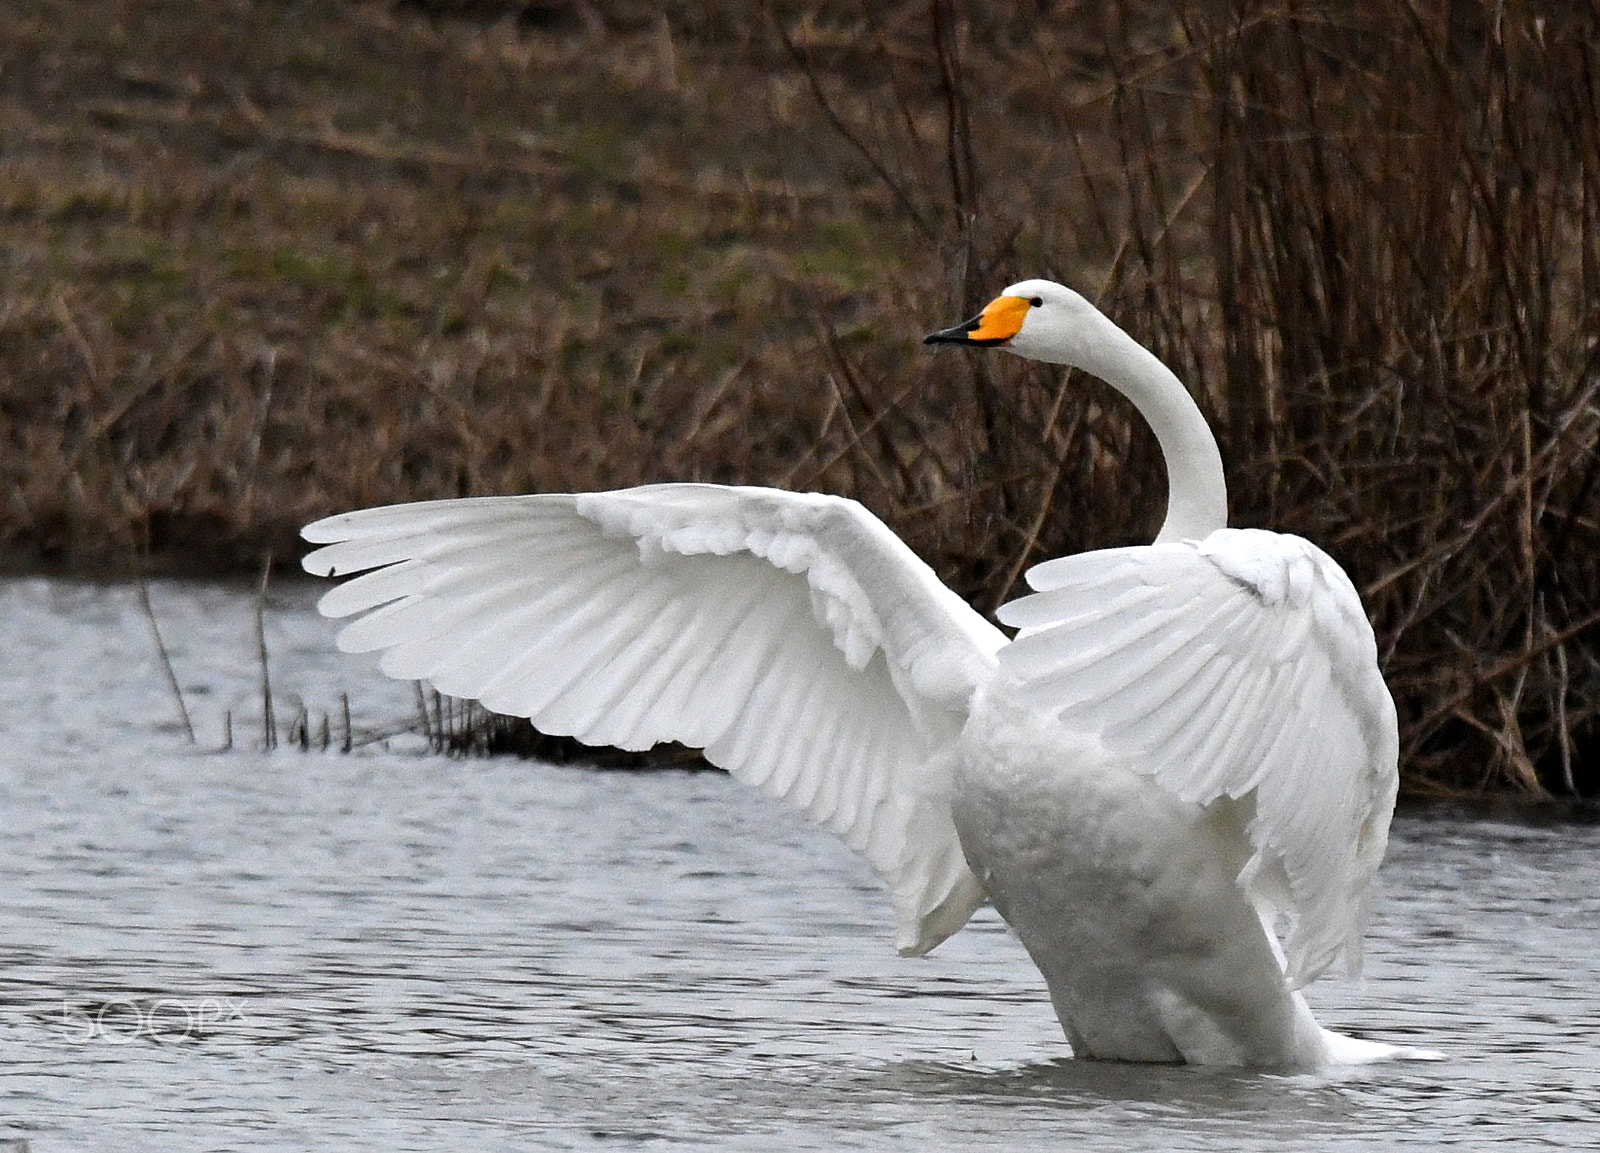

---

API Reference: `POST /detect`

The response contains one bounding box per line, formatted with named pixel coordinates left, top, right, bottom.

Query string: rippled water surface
left=2, top=577, right=1597, bottom=1151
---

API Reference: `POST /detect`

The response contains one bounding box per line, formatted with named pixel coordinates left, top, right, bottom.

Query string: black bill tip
left=923, top=317, right=980, bottom=345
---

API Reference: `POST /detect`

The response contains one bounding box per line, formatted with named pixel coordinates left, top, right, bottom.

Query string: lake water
left=1, top=576, right=1597, bottom=1151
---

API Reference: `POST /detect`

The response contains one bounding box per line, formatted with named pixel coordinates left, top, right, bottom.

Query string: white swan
left=301, top=279, right=1401, bottom=1068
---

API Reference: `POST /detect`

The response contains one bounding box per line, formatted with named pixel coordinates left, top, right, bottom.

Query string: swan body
left=302, top=279, right=1401, bottom=1067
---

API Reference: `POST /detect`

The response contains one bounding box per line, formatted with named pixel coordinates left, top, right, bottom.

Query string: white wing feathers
left=302, top=484, right=1003, bottom=956
left=996, top=527, right=1398, bottom=988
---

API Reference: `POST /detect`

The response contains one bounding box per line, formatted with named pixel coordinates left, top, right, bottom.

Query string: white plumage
left=302, top=278, right=1404, bottom=1067
left=999, top=530, right=1396, bottom=989
left=310, top=487, right=995, bottom=955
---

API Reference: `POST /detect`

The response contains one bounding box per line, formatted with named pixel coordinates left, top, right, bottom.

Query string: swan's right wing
left=302, top=485, right=1004, bottom=955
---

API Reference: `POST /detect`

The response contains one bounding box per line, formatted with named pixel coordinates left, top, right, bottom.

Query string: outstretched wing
left=302, top=484, right=1005, bottom=955
left=996, top=527, right=1398, bottom=988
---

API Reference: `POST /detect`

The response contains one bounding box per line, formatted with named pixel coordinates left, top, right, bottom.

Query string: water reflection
left=0, top=577, right=1598, bottom=1151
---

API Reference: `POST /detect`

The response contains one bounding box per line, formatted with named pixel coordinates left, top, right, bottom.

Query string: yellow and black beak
left=924, top=294, right=1032, bottom=347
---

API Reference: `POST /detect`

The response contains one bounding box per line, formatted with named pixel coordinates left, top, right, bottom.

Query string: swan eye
left=1028, top=296, right=1043, bottom=307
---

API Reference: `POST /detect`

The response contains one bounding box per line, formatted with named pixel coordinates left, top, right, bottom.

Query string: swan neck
left=1077, top=314, right=1228, bottom=542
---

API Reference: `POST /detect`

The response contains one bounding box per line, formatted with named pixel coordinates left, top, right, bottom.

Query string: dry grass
left=3, top=0, right=1596, bottom=795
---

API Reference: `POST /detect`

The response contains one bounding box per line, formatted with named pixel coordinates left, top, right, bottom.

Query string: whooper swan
left=302, top=279, right=1402, bottom=1067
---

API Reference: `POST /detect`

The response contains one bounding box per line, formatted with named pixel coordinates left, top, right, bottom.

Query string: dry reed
left=2, top=0, right=1595, bottom=794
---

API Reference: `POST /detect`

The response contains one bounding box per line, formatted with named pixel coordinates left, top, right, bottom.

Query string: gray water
left=1, top=577, right=1597, bottom=1151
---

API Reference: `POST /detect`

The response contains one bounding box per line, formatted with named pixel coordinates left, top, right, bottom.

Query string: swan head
left=926, top=276, right=1229, bottom=541
left=924, top=279, right=1104, bottom=369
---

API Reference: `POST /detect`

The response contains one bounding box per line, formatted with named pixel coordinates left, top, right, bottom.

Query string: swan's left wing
left=302, top=485, right=1004, bottom=955
left=996, top=527, right=1398, bottom=988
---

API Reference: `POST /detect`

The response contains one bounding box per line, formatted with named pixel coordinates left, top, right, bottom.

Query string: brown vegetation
left=2, top=0, right=1596, bottom=795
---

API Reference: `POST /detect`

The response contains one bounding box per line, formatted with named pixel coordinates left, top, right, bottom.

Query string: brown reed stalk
left=255, top=556, right=277, bottom=752
left=136, top=575, right=196, bottom=744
